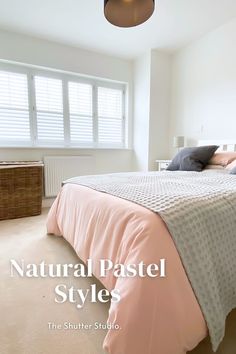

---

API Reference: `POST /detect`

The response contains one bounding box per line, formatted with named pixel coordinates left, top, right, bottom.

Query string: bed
left=46, top=141, right=236, bottom=354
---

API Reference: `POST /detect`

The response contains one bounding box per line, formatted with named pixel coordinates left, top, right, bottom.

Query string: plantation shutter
left=0, top=62, right=127, bottom=148
left=68, top=82, right=93, bottom=144
left=97, top=86, right=123, bottom=145
left=34, top=76, right=64, bottom=143
left=0, top=70, right=30, bottom=144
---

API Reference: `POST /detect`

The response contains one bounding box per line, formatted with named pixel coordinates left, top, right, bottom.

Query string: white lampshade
left=173, top=136, right=185, bottom=148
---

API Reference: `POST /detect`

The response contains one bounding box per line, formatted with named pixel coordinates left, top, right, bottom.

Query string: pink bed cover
left=47, top=184, right=207, bottom=354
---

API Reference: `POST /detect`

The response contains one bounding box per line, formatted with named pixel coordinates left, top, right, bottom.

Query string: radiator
left=44, top=156, right=95, bottom=197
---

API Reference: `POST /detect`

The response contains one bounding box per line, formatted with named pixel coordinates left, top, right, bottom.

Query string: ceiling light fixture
left=104, top=0, right=155, bottom=28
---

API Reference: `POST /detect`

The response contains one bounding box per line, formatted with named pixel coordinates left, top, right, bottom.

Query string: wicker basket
left=0, top=162, right=43, bottom=221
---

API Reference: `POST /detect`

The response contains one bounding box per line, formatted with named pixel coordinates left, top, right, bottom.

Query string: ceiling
left=0, top=0, right=236, bottom=59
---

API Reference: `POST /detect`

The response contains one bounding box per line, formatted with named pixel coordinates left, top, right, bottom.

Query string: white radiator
left=44, top=156, right=95, bottom=197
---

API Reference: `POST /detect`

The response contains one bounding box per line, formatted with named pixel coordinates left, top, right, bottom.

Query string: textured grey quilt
left=64, top=170, right=236, bottom=351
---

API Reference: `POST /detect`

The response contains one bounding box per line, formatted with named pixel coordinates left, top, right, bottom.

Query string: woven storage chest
left=0, top=162, right=43, bottom=221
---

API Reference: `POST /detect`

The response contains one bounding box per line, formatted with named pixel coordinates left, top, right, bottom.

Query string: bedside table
left=156, top=160, right=171, bottom=171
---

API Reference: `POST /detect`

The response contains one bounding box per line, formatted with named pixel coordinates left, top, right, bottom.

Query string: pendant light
left=104, top=0, right=155, bottom=28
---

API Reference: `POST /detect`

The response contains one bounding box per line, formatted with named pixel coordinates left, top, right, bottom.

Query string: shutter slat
left=0, top=71, right=30, bottom=142
left=68, top=82, right=93, bottom=143
left=98, top=87, right=123, bottom=144
left=37, top=112, right=64, bottom=141
left=35, top=76, right=64, bottom=142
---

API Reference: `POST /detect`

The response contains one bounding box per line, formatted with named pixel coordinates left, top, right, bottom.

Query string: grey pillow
left=167, top=145, right=219, bottom=172
left=230, top=166, right=236, bottom=175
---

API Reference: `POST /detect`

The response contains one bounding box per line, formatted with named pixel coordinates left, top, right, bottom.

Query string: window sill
left=0, top=145, right=133, bottom=151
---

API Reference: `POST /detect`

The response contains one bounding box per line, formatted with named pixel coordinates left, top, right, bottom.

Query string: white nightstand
left=156, top=160, right=171, bottom=171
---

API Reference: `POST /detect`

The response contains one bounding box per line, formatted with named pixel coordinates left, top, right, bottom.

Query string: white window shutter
left=34, top=76, right=64, bottom=143
left=97, top=87, right=123, bottom=145
left=68, top=82, right=93, bottom=144
left=0, top=63, right=127, bottom=149
left=0, top=70, right=30, bottom=144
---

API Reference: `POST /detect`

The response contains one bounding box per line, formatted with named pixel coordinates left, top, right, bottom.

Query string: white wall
left=0, top=148, right=133, bottom=175
left=133, top=50, right=171, bottom=171
left=0, top=29, right=134, bottom=174
left=133, top=52, right=151, bottom=171
left=149, top=50, right=171, bottom=169
left=170, top=17, right=236, bottom=156
left=0, top=30, right=132, bottom=83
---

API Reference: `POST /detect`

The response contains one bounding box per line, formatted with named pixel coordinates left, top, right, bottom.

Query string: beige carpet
left=0, top=210, right=235, bottom=354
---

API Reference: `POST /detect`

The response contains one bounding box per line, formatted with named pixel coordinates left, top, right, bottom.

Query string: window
left=34, top=76, right=64, bottom=143
left=68, top=82, right=93, bottom=144
left=98, top=86, right=123, bottom=145
left=0, top=70, right=30, bottom=144
left=0, top=62, right=127, bottom=148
